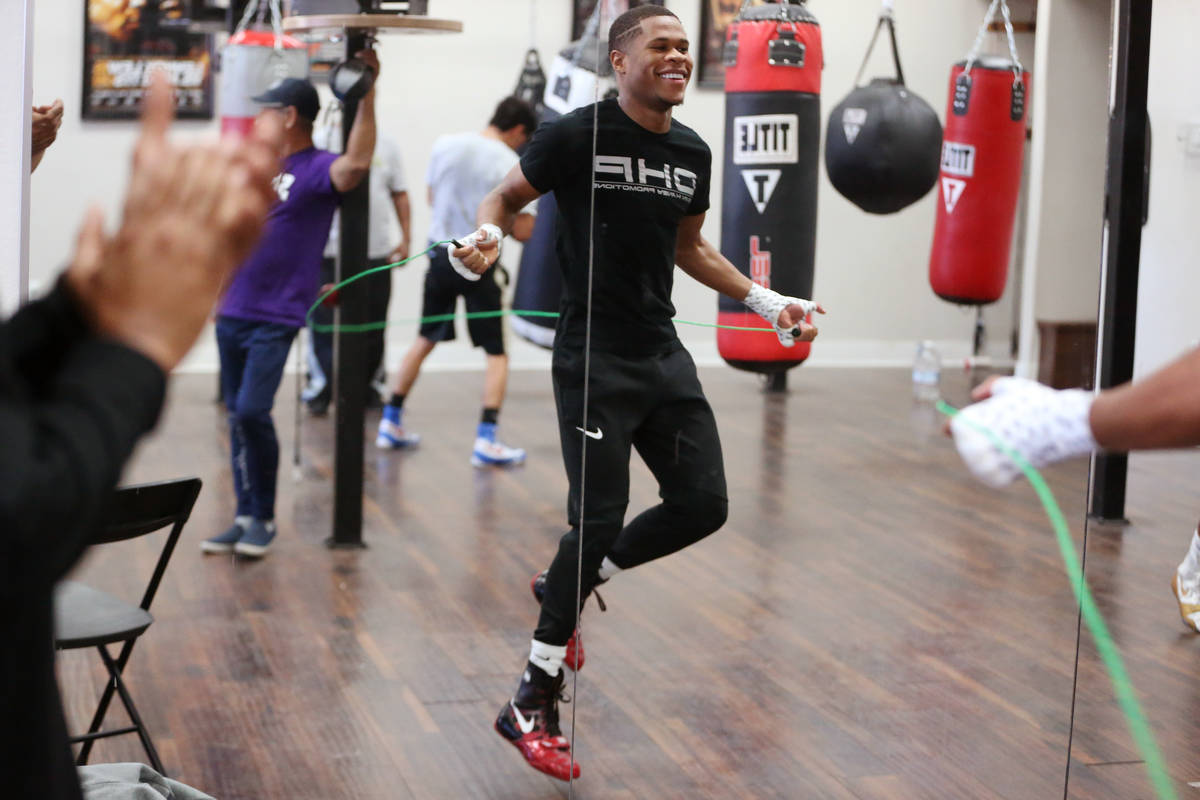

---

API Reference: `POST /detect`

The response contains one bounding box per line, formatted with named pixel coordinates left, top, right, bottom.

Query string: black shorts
left=418, top=243, right=505, bottom=355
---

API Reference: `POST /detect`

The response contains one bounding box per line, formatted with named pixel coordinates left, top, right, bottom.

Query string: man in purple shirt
left=203, top=52, right=379, bottom=558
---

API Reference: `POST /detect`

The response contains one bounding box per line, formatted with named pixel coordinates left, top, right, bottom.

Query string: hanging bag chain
left=963, top=0, right=1024, bottom=85
left=853, top=0, right=905, bottom=87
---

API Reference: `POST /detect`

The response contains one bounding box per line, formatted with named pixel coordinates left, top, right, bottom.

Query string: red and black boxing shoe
left=530, top=570, right=607, bottom=671
left=494, top=664, right=581, bottom=782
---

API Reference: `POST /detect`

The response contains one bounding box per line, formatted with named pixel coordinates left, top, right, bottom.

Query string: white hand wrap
left=744, top=283, right=817, bottom=347
left=446, top=223, right=503, bottom=282
left=950, top=377, right=1099, bottom=488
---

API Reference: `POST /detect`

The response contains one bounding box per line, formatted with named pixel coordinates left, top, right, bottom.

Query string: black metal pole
left=328, top=30, right=371, bottom=549
left=1088, top=0, right=1152, bottom=523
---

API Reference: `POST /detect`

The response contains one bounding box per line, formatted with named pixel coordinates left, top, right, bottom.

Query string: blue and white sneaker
left=376, top=406, right=421, bottom=450
left=233, top=519, right=276, bottom=558
left=471, top=422, right=526, bottom=468
left=201, top=519, right=247, bottom=554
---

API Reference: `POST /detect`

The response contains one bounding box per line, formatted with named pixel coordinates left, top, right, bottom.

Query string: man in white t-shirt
left=376, top=97, right=538, bottom=467
left=306, top=121, right=412, bottom=414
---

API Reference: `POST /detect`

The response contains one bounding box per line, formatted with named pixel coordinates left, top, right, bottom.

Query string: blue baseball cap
left=252, top=77, right=320, bottom=121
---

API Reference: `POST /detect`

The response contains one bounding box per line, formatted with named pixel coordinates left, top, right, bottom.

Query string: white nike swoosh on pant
left=511, top=702, right=536, bottom=735
left=575, top=426, right=603, bottom=440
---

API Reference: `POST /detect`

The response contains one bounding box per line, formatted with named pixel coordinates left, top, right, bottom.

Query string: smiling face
left=611, top=14, right=693, bottom=112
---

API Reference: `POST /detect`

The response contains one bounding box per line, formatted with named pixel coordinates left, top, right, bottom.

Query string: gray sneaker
left=234, top=520, right=276, bottom=558
left=201, top=522, right=246, bottom=554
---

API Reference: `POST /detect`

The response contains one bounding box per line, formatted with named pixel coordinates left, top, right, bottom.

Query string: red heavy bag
left=219, top=28, right=308, bottom=139
left=928, top=2, right=1030, bottom=305
left=717, top=0, right=822, bottom=373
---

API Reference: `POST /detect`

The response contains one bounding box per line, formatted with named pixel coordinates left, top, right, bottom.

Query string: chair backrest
left=92, top=477, right=202, bottom=612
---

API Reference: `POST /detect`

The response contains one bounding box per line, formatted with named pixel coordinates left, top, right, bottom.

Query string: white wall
left=1, top=0, right=33, bottom=315
left=27, top=0, right=1058, bottom=373
left=1133, top=0, right=1200, bottom=379
left=1026, top=0, right=1107, bottom=321
left=1014, top=0, right=1110, bottom=378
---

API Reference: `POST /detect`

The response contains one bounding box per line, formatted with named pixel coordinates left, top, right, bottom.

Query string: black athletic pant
left=534, top=344, right=729, bottom=647
left=310, top=256, right=392, bottom=397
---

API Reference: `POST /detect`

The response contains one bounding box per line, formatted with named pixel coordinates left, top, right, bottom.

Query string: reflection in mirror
left=16, top=0, right=1197, bottom=798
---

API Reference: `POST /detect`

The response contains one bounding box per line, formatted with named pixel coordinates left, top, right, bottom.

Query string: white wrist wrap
left=446, top=223, right=504, bottom=282
left=478, top=223, right=503, bottom=248
left=743, top=283, right=817, bottom=347
left=950, top=377, right=1099, bottom=488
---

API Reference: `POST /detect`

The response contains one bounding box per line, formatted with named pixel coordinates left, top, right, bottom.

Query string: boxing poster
left=699, top=0, right=763, bottom=88
left=83, top=0, right=214, bottom=120
left=571, top=0, right=665, bottom=41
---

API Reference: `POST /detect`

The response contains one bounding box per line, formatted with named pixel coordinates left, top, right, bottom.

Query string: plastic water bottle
left=912, top=340, right=941, bottom=401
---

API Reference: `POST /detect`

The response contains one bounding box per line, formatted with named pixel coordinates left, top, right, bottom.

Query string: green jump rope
left=305, top=243, right=1177, bottom=799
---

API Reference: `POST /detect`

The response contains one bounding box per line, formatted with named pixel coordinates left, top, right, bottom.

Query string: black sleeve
left=519, top=115, right=577, bottom=195
left=0, top=279, right=166, bottom=588
left=4, top=276, right=91, bottom=389
left=687, top=141, right=713, bottom=217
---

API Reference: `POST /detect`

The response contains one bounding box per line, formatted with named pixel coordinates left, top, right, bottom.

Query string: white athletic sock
left=528, top=639, right=566, bottom=678
left=597, top=556, right=623, bottom=582
left=1181, top=530, right=1200, bottom=576
left=234, top=515, right=253, bottom=529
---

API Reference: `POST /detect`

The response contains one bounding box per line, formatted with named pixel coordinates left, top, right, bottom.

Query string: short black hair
left=489, top=96, right=538, bottom=135
left=608, top=4, right=679, bottom=54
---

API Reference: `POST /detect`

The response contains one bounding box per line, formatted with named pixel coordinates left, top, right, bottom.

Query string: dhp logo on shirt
left=594, top=156, right=698, bottom=201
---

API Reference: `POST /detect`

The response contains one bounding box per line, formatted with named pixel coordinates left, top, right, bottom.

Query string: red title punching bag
left=928, top=5, right=1030, bottom=305
left=219, top=27, right=308, bottom=139
left=717, top=0, right=822, bottom=374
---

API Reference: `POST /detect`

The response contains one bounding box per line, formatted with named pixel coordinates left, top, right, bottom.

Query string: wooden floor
left=57, top=366, right=1200, bottom=799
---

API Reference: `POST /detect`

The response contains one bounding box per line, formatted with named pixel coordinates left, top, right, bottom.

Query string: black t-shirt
left=1, top=280, right=165, bottom=800
left=520, top=98, right=711, bottom=356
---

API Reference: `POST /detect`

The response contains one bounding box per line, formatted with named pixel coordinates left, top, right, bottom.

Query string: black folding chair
left=54, top=477, right=202, bottom=775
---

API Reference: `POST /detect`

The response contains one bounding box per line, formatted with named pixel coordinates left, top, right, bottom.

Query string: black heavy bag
left=511, top=183, right=561, bottom=349
left=512, top=15, right=614, bottom=349
left=513, top=49, right=547, bottom=115
left=825, top=7, right=941, bottom=214
left=717, top=0, right=823, bottom=373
